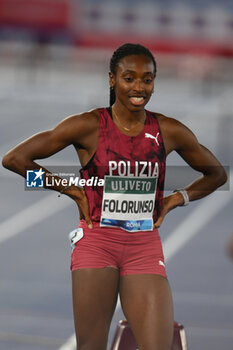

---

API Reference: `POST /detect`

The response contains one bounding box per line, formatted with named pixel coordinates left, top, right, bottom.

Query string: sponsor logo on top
left=145, top=132, right=160, bottom=146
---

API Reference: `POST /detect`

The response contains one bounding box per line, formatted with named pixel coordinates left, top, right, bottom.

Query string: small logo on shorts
left=159, top=260, right=165, bottom=267
left=26, top=168, right=44, bottom=188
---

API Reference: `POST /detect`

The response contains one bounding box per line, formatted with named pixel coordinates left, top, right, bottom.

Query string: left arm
left=155, top=115, right=227, bottom=227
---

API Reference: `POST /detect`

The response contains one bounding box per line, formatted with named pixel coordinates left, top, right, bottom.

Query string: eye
left=123, top=76, right=134, bottom=82
left=144, top=77, right=153, bottom=84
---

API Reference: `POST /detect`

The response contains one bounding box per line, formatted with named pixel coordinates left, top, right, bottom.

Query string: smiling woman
left=110, top=54, right=154, bottom=132
left=2, top=43, right=227, bottom=350
left=109, top=44, right=156, bottom=112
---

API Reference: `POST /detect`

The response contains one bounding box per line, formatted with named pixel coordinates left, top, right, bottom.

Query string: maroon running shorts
left=70, top=220, right=166, bottom=277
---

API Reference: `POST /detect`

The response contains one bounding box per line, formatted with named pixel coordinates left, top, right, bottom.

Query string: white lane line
left=58, top=334, right=76, bottom=350
left=163, top=169, right=233, bottom=262
left=163, top=190, right=233, bottom=262
left=0, top=193, right=71, bottom=244
left=58, top=171, right=233, bottom=350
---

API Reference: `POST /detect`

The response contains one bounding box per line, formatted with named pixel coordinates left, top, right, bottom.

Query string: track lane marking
left=58, top=334, right=76, bottom=350
left=163, top=189, right=233, bottom=262
left=0, top=193, right=71, bottom=244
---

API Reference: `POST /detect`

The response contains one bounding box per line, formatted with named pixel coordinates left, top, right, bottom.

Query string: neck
left=112, top=103, right=146, bottom=120
left=111, top=105, right=146, bottom=132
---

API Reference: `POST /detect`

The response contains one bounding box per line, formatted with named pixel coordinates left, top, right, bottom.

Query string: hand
left=154, top=196, right=170, bottom=228
left=154, top=192, right=184, bottom=228
left=65, top=186, right=93, bottom=229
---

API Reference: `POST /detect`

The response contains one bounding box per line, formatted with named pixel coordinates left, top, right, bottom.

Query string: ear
left=109, top=72, right=116, bottom=89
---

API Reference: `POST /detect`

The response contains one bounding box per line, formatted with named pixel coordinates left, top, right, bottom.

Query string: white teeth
left=133, top=97, right=143, bottom=101
left=131, top=97, right=144, bottom=102
left=129, top=96, right=145, bottom=105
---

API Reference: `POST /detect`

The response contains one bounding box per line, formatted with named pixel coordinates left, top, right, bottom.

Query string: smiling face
left=109, top=54, right=155, bottom=112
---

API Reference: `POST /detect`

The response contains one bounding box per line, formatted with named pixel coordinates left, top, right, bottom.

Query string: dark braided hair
left=109, top=43, right=157, bottom=106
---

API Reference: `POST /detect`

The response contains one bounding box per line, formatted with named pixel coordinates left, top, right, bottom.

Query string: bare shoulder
left=57, top=109, right=99, bottom=132
left=155, top=112, right=189, bottom=132
left=53, top=108, right=100, bottom=144
left=154, top=112, right=198, bottom=155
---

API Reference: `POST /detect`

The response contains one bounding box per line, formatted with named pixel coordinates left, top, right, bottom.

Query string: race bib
left=100, top=176, right=157, bottom=232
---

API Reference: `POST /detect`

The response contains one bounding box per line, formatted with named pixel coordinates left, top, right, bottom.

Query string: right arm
left=2, top=111, right=99, bottom=227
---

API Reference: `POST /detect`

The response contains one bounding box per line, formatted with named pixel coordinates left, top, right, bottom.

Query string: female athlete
left=2, top=43, right=227, bottom=350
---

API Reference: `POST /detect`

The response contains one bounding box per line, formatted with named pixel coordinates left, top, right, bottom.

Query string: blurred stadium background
left=0, top=0, right=233, bottom=349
